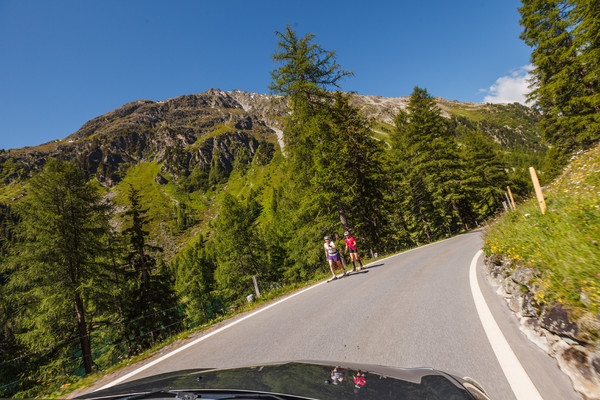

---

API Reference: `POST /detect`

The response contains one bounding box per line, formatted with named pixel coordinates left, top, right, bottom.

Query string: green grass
left=114, top=162, right=176, bottom=220
left=0, top=181, right=27, bottom=203
left=483, top=144, right=600, bottom=342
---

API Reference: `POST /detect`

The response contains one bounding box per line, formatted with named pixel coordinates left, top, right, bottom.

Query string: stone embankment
left=484, top=254, right=600, bottom=400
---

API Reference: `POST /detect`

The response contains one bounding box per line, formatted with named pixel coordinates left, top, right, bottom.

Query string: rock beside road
left=485, top=254, right=600, bottom=400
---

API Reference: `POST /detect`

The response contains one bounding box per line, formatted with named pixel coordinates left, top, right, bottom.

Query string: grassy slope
left=111, top=149, right=287, bottom=259
left=483, top=144, right=600, bottom=343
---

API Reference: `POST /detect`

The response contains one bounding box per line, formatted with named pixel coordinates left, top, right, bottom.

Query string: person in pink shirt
left=344, top=231, right=364, bottom=271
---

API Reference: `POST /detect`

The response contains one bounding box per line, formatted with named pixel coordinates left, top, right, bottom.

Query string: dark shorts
left=328, top=253, right=340, bottom=261
left=348, top=249, right=358, bottom=254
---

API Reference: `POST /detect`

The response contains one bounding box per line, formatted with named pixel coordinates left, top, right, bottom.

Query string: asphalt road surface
left=92, top=230, right=581, bottom=400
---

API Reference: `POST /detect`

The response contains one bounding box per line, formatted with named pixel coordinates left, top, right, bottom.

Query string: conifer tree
left=3, top=159, right=112, bottom=375
left=571, top=0, right=600, bottom=142
left=323, top=92, right=389, bottom=250
left=171, top=235, right=216, bottom=325
left=460, top=130, right=510, bottom=219
left=212, top=193, right=266, bottom=301
left=520, top=0, right=600, bottom=150
left=391, top=87, right=467, bottom=240
left=270, top=24, right=352, bottom=178
left=119, top=184, right=176, bottom=354
left=122, top=184, right=158, bottom=291
left=270, top=26, right=391, bottom=257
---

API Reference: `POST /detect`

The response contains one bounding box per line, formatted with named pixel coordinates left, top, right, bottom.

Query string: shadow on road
left=347, top=270, right=369, bottom=277
left=365, top=263, right=384, bottom=269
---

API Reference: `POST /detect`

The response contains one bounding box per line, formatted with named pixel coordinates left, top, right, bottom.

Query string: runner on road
left=324, top=236, right=347, bottom=280
left=344, top=231, right=364, bottom=271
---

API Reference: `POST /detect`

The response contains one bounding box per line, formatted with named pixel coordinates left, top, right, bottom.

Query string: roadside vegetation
left=483, top=0, right=600, bottom=346
left=484, top=144, right=600, bottom=336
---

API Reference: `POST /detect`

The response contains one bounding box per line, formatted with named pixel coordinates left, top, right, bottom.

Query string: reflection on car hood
left=78, top=361, right=490, bottom=400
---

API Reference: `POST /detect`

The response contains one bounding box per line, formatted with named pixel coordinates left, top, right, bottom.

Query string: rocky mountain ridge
left=0, top=89, right=541, bottom=189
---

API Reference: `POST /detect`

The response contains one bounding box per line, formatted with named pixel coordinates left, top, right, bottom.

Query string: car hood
left=78, top=361, right=490, bottom=400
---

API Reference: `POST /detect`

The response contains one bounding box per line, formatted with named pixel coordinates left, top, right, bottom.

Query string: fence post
left=507, top=186, right=516, bottom=210
left=529, top=167, right=546, bottom=215
left=252, top=275, right=261, bottom=298
left=504, top=193, right=513, bottom=210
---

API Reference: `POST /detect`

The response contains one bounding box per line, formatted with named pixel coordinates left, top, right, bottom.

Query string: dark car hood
left=78, top=361, right=489, bottom=400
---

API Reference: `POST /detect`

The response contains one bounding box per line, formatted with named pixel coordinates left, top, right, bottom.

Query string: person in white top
left=324, top=236, right=347, bottom=280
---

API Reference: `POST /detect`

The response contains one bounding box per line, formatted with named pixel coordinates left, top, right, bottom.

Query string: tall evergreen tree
left=270, top=24, right=352, bottom=178
left=391, top=87, right=467, bottom=240
left=323, top=92, right=389, bottom=251
left=270, top=26, right=391, bottom=257
left=119, top=184, right=176, bottom=355
left=212, top=193, right=266, bottom=302
left=571, top=0, right=600, bottom=141
left=2, top=159, right=112, bottom=375
left=460, top=130, right=510, bottom=219
left=171, top=235, right=216, bottom=326
left=520, top=0, right=600, bottom=150
left=122, top=184, right=159, bottom=292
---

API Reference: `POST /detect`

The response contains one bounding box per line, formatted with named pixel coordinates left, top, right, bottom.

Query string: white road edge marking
left=469, top=250, right=544, bottom=400
left=96, top=280, right=329, bottom=391
left=95, top=235, right=461, bottom=392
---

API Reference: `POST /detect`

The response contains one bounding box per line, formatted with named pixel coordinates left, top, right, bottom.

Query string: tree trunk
left=336, top=199, right=349, bottom=232
left=74, top=292, right=93, bottom=374
left=450, top=199, right=467, bottom=230
left=418, top=209, right=432, bottom=242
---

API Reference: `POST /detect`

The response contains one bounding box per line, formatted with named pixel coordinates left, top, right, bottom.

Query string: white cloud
left=483, top=65, right=534, bottom=105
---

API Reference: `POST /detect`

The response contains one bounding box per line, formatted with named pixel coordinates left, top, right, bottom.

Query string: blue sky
left=0, top=0, right=532, bottom=150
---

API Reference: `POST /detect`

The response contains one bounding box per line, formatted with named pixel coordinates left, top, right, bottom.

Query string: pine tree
left=323, top=92, right=389, bottom=251
left=519, top=0, right=600, bottom=150
left=391, top=87, right=467, bottom=240
left=171, top=235, right=216, bottom=326
left=122, top=184, right=159, bottom=292
left=571, top=0, right=600, bottom=142
left=3, top=159, right=112, bottom=375
left=270, top=24, right=352, bottom=178
left=212, top=193, right=266, bottom=302
left=119, top=184, right=176, bottom=354
left=460, top=130, right=510, bottom=219
left=270, top=26, right=392, bottom=258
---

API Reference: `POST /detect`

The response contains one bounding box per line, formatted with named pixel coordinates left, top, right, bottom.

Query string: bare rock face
left=0, top=90, right=280, bottom=187
left=511, top=265, right=540, bottom=290
left=540, top=303, right=580, bottom=338
left=155, top=174, right=168, bottom=185
left=484, top=255, right=600, bottom=400
left=0, top=88, right=542, bottom=188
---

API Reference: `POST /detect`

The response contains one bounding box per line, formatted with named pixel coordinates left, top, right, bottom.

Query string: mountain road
left=89, top=230, right=581, bottom=400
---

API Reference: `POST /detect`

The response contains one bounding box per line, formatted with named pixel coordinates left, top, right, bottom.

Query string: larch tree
left=3, top=159, right=112, bottom=375
left=519, top=0, right=600, bottom=150
left=392, top=87, right=467, bottom=240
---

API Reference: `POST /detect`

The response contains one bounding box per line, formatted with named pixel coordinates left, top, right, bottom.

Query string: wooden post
left=252, top=275, right=261, bottom=298
left=507, top=186, right=516, bottom=210
left=504, top=193, right=513, bottom=210
left=529, top=167, right=546, bottom=215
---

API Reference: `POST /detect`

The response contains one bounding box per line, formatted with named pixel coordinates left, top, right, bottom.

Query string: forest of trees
left=1, top=0, right=599, bottom=395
